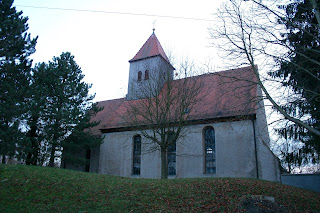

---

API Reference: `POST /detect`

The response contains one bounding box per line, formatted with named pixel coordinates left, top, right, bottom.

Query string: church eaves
left=129, top=32, right=170, bottom=63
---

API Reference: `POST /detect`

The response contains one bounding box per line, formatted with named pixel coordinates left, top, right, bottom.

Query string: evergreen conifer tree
left=270, top=0, right=320, bottom=162
left=0, top=0, right=37, bottom=163
left=36, top=52, right=98, bottom=167
left=24, top=63, right=48, bottom=165
left=24, top=53, right=101, bottom=167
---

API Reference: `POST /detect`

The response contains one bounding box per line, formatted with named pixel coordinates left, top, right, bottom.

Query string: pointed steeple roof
left=129, top=32, right=169, bottom=63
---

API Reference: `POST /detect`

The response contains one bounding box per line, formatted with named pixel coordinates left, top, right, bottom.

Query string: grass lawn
left=0, top=164, right=319, bottom=212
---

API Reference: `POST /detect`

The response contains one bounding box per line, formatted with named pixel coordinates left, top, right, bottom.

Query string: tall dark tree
left=270, top=0, right=320, bottom=159
left=0, top=0, right=37, bottom=163
left=23, top=53, right=101, bottom=167
left=41, top=52, right=96, bottom=167
left=24, top=63, right=48, bottom=165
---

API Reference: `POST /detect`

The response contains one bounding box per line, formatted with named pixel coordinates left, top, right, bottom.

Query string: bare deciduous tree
left=209, top=0, right=320, bottom=172
left=209, top=0, right=320, bottom=137
left=124, top=60, right=204, bottom=179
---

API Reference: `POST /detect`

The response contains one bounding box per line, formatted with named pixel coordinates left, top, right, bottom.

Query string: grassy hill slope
left=0, top=165, right=319, bottom=212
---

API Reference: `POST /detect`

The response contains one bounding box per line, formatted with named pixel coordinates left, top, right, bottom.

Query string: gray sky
left=13, top=0, right=223, bottom=101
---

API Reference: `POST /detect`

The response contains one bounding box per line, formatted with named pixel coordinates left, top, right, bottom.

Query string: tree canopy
left=0, top=1, right=101, bottom=168
left=270, top=0, right=320, bottom=166
left=27, top=52, right=101, bottom=167
left=0, top=0, right=37, bottom=163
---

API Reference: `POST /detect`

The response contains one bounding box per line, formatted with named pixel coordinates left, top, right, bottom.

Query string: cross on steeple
left=152, top=20, right=156, bottom=34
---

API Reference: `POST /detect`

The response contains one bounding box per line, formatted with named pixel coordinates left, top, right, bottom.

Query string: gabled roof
left=129, top=32, right=169, bottom=63
left=90, top=66, right=258, bottom=135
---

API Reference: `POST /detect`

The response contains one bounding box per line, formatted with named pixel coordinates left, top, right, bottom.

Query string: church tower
left=127, top=31, right=174, bottom=100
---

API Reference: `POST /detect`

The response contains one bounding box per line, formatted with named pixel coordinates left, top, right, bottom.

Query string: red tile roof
left=90, top=66, right=258, bottom=136
left=89, top=98, right=125, bottom=136
left=129, top=33, right=169, bottom=63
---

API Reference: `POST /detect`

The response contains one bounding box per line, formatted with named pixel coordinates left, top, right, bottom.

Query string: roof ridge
left=95, top=97, right=125, bottom=104
left=169, top=65, right=254, bottom=82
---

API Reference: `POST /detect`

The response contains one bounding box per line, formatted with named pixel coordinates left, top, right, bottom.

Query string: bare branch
left=209, top=0, right=320, bottom=140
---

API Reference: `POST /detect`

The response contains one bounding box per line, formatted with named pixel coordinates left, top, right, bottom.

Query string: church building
left=73, top=32, right=280, bottom=181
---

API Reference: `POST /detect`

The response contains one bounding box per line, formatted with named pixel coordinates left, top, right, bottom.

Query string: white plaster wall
left=99, top=130, right=161, bottom=178
left=98, top=119, right=277, bottom=180
left=255, top=86, right=281, bottom=181
left=178, top=121, right=257, bottom=179
left=140, top=143, right=161, bottom=179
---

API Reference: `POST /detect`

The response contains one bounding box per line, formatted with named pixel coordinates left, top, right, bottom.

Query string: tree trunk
left=288, top=164, right=291, bottom=174
left=26, top=117, right=39, bottom=165
left=160, top=147, right=168, bottom=179
left=48, top=143, right=56, bottom=167
left=1, top=155, right=6, bottom=164
left=26, top=135, right=37, bottom=166
left=31, top=143, right=39, bottom=165
left=26, top=152, right=32, bottom=165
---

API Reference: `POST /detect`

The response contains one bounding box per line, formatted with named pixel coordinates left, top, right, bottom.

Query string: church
left=68, top=31, right=280, bottom=181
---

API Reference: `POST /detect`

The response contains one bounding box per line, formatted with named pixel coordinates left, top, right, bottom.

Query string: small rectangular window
left=204, top=127, right=216, bottom=174
left=168, top=143, right=176, bottom=175
left=168, top=132, right=176, bottom=176
left=133, top=135, right=141, bottom=175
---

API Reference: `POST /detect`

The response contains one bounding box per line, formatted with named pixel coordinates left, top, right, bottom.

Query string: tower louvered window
left=145, top=70, right=149, bottom=80
left=138, top=71, right=142, bottom=81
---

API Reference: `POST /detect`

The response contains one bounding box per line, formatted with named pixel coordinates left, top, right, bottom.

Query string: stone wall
left=281, top=174, right=320, bottom=192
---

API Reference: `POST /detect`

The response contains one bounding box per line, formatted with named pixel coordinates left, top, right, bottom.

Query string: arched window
left=138, top=71, right=142, bottom=81
left=144, top=70, right=149, bottom=80
left=204, top=127, right=216, bottom=174
left=167, top=132, right=176, bottom=175
left=132, top=135, right=141, bottom=175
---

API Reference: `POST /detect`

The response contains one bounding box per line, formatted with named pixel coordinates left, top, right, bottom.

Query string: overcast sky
left=13, top=0, right=223, bottom=102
